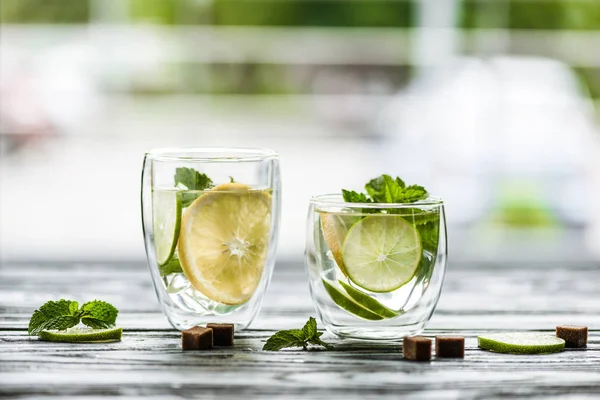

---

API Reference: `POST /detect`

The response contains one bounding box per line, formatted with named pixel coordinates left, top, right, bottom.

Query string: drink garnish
left=174, top=167, right=214, bottom=207
left=177, top=182, right=271, bottom=305
left=342, top=174, right=428, bottom=205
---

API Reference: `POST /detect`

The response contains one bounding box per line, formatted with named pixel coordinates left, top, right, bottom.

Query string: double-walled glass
left=141, top=148, right=280, bottom=331
left=306, top=195, right=447, bottom=340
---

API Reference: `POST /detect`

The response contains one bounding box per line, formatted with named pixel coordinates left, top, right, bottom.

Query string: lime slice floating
left=322, top=279, right=383, bottom=321
left=178, top=183, right=271, bottom=305
left=342, top=215, right=422, bottom=293
left=39, top=327, right=122, bottom=343
left=153, top=190, right=182, bottom=266
left=320, top=213, right=361, bottom=275
left=338, top=280, right=399, bottom=318
left=478, top=333, right=565, bottom=354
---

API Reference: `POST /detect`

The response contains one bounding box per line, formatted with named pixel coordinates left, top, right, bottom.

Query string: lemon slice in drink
left=342, top=215, right=422, bottom=293
left=320, top=213, right=361, bottom=275
left=178, top=183, right=271, bottom=305
left=153, top=190, right=182, bottom=266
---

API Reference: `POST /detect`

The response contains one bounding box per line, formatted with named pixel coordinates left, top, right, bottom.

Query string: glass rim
left=310, top=193, right=444, bottom=209
left=145, top=147, right=278, bottom=162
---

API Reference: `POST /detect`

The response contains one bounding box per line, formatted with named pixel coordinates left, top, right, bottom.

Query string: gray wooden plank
left=1, top=262, right=600, bottom=399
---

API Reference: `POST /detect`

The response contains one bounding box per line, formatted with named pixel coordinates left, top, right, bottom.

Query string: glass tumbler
left=306, top=195, right=447, bottom=340
left=141, top=148, right=281, bottom=331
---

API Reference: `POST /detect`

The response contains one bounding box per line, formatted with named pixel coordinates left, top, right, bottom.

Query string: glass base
left=325, top=322, right=427, bottom=341
left=162, top=303, right=255, bottom=332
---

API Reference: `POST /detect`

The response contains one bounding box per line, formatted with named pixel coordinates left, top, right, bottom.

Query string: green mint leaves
left=342, top=190, right=372, bottom=204
left=174, top=167, right=214, bottom=207
left=28, top=299, right=118, bottom=336
left=80, top=300, right=119, bottom=329
left=343, top=174, right=428, bottom=204
left=28, top=300, right=81, bottom=336
left=174, top=167, right=213, bottom=191
left=263, top=317, right=333, bottom=351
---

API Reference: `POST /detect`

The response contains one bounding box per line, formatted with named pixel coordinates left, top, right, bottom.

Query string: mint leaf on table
left=28, top=300, right=81, bottom=335
left=80, top=300, right=118, bottom=329
left=28, top=299, right=119, bottom=336
left=263, top=317, right=333, bottom=351
left=174, top=167, right=214, bottom=207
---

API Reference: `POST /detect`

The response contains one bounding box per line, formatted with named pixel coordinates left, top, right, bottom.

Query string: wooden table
left=1, top=262, right=599, bottom=399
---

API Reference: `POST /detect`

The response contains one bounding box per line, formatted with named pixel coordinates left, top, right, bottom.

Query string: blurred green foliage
left=1, top=0, right=599, bottom=99
left=212, top=0, right=413, bottom=27
left=461, top=0, right=600, bottom=30
left=0, top=0, right=89, bottom=23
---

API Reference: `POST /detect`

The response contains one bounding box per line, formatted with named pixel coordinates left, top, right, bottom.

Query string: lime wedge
left=322, top=279, right=383, bottom=321
left=39, top=327, right=122, bottom=343
left=338, top=280, right=399, bottom=318
left=320, top=213, right=361, bottom=275
left=153, top=190, right=182, bottom=266
left=342, top=215, right=422, bottom=293
left=478, top=333, right=565, bottom=354
left=178, top=183, right=272, bottom=305
left=159, top=258, right=184, bottom=276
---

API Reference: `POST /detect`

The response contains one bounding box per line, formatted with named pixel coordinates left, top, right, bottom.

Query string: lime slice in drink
left=153, top=190, right=182, bottom=266
left=478, top=333, right=565, bottom=354
left=159, top=258, right=184, bottom=276
left=320, top=213, right=361, bottom=276
left=322, top=279, right=383, bottom=321
left=338, top=280, right=399, bottom=318
left=342, top=215, right=422, bottom=293
left=39, top=327, right=122, bottom=343
left=178, top=183, right=271, bottom=305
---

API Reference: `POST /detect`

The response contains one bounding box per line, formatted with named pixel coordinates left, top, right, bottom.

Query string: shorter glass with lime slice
left=142, top=148, right=281, bottom=331
left=306, top=194, right=447, bottom=340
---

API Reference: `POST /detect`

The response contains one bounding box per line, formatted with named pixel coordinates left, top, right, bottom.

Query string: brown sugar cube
left=182, top=326, right=213, bottom=350
left=403, top=336, right=432, bottom=361
left=435, top=336, right=465, bottom=358
left=556, top=325, right=588, bottom=348
left=206, top=323, right=235, bottom=346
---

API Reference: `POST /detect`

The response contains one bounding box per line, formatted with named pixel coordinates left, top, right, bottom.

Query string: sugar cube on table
left=556, top=325, right=588, bottom=348
left=435, top=336, right=465, bottom=358
left=403, top=336, right=432, bottom=361
left=207, top=323, right=235, bottom=346
left=182, top=327, right=213, bottom=351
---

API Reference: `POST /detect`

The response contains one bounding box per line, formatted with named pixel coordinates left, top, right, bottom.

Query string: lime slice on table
left=153, top=190, right=182, bottom=266
left=320, top=213, right=362, bottom=276
left=178, top=183, right=272, bottom=305
left=39, top=327, right=122, bottom=343
left=338, top=280, right=399, bottom=318
left=478, top=333, right=565, bottom=354
left=342, top=215, right=422, bottom=293
left=322, top=279, right=383, bottom=321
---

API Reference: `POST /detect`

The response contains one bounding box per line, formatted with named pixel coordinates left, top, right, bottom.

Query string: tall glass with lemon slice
left=141, top=148, right=280, bottom=331
left=306, top=195, right=447, bottom=340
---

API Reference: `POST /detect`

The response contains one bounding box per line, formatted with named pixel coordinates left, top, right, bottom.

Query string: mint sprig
left=174, top=167, right=214, bottom=207
left=263, top=317, right=333, bottom=351
left=28, top=299, right=118, bottom=336
left=343, top=174, right=428, bottom=204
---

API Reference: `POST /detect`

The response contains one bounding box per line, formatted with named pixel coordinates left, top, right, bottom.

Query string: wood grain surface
left=1, top=262, right=599, bottom=399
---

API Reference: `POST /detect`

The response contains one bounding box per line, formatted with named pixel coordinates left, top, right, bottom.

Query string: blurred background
left=1, top=0, right=599, bottom=265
